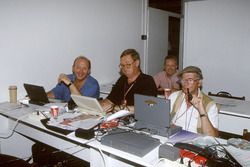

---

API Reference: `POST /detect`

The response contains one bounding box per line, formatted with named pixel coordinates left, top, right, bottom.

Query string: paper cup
left=50, top=106, right=59, bottom=118
left=164, top=88, right=171, bottom=99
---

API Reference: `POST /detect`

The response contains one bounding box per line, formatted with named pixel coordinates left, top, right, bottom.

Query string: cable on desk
left=153, top=157, right=169, bottom=167
left=185, top=146, right=207, bottom=167
left=212, top=137, right=242, bottom=167
left=0, top=112, right=30, bottom=139
left=92, top=129, right=107, bottom=167
left=186, top=140, right=242, bottom=167
left=97, top=146, right=107, bottom=167
left=70, top=138, right=95, bottom=155
left=0, top=120, right=19, bottom=139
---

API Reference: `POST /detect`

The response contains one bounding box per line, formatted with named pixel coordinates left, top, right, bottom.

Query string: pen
left=39, top=111, right=49, bottom=119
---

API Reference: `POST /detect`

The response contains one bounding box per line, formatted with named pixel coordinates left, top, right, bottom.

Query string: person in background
left=47, top=56, right=100, bottom=102
left=153, top=55, right=180, bottom=95
left=100, top=49, right=157, bottom=112
left=169, top=66, right=219, bottom=137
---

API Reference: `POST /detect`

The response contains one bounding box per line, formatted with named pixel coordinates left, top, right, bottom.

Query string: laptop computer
left=24, top=83, right=50, bottom=106
left=71, top=94, right=104, bottom=116
left=134, top=94, right=181, bottom=137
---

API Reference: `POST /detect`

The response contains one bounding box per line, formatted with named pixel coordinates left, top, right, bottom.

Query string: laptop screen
left=71, top=94, right=104, bottom=116
left=23, top=83, right=50, bottom=105
left=134, top=94, right=171, bottom=135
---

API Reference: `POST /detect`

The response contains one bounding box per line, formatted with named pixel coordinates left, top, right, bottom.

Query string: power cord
left=212, top=137, right=242, bottom=167
left=153, top=158, right=168, bottom=167
left=185, top=142, right=241, bottom=167
left=0, top=112, right=30, bottom=139
left=70, top=138, right=95, bottom=155
left=97, top=146, right=106, bottom=167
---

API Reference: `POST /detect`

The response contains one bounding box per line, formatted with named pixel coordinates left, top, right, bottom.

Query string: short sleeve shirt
left=153, top=71, right=180, bottom=90
left=51, top=74, right=100, bottom=102
left=107, top=73, right=157, bottom=105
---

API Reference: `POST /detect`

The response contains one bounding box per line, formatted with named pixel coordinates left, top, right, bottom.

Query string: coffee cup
left=9, top=85, right=17, bottom=103
left=164, top=88, right=171, bottom=99
left=50, top=106, right=59, bottom=118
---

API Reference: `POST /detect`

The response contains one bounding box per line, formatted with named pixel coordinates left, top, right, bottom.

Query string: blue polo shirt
left=51, top=74, right=100, bottom=102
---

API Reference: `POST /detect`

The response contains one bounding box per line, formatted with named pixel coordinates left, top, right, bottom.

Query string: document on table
left=47, top=112, right=102, bottom=130
left=166, top=130, right=200, bottom=144
left=69, top=118, right=102, bottom=130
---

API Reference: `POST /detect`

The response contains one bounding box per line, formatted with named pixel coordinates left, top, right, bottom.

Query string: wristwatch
left=67, top=82, right=72, bottom=87
left=200, top=114, right=207, bottom=118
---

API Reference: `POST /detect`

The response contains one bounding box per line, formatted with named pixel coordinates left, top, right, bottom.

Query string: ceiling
left=149, top=0, right=182, bottom=14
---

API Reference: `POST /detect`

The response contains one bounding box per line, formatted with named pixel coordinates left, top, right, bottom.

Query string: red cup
left=164, top=88, right=171, bottom=99
left=50, top=106, right=59, bottom=118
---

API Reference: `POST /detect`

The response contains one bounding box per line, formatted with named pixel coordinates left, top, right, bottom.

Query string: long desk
left=0, top=103, right=90, bottom=161
left=0, top=102, right=184, bottom=167
left=210, top=96, right=250, bottom=135
left=0, top=102, right=249, bottom=167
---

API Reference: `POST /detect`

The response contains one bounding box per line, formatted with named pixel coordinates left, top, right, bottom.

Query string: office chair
left=208, top=91, right=245, bottom=100
left=218, top=131, right=241, bottom=140
left=243, top=129, right=250, bottom=141
left=0, top=154, right=31, bottom=167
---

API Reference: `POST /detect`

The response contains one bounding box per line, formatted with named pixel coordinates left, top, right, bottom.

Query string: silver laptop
left=134, top=94, right=181, bottom=137
left=71, top=94, right=104, bottom=116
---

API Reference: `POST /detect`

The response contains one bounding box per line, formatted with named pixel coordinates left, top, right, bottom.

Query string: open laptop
left=71, top=94, right=104, bottom=116
left=134, top=94, right=181, bottom=137
left=24, top=83, right=50, bottom=106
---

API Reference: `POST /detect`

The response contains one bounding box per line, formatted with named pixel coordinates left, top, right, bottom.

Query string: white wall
left=184, top=0, right=250, bottom=100
left=0, top=0, right=146, bottom=101
left=147, top=8, right=181, bottom=76
left=147, top=8, right=169, bottom=76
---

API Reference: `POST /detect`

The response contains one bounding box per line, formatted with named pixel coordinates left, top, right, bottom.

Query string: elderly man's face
left=180, top=73, right=201, bottom=94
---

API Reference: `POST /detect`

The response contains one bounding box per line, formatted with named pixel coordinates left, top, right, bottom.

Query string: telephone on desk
left=174, top=142, right=242, bottom=167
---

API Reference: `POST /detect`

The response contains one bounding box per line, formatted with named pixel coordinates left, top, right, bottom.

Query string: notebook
left=101, top=128, right=160, bottom=157
left=134, top=94, right=181, bottom=137
left=71, top=94, right=104, bottom=116
left=23, top=83, right=50, bottom=106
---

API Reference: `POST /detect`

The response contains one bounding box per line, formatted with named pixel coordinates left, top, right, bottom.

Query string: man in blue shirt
left=47, top=56, right=100, bottom=102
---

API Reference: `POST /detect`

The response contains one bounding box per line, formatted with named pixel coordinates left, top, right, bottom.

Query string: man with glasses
left=169, top=66, right=219, bottom=137
left=100, top=49, right=157, bottom=112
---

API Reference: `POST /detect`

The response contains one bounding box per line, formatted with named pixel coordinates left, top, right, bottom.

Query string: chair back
left=208, top=91, right=245, bottom=100
left=243, top=129, right=250, bottom=141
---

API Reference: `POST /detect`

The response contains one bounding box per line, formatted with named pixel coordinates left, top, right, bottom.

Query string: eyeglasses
left=119, top=61, right=135, bottom=69
left=180, top=78, right=199, bottom=85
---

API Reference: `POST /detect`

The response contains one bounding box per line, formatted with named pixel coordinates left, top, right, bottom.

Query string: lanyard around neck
left=122, top=81, right=136, bottom=105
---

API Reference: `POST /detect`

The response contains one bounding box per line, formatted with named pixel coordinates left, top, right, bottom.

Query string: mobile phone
left=187, top=88, right=193, bottom=102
